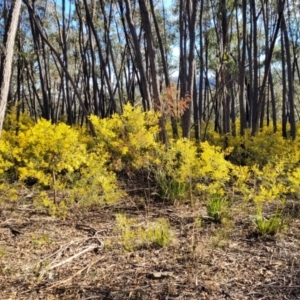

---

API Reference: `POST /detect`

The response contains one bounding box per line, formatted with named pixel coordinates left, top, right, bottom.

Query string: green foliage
left=30, top=233, right=52, bottom=249
left=146, top=218, right=173, bottom=247
left=33, top=191, right=70, bottom=219
left=155, top=169, right=187, bottom=201
left=0, top=247, right=8, bottom=259
left=207, top=194, right=229, bottom=223
left=254, top=209, right=284, bottom=236
left=115, top=214, right=173, bottom=251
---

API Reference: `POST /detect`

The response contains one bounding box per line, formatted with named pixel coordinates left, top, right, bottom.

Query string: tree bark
left=121, top=0, right=151, bottom=111
left=24, top=0, right=96, bottom=135
left=181, top=0, right=198, bottom=138
left=237, top=0, right=247, bottom=135
left=0, top=0, right=22, bottom=137
left=139, top=0, right=167, bottom=144
left=281, top=12, right=295, bottom=139
left=251, top=1, right=284, bottom=136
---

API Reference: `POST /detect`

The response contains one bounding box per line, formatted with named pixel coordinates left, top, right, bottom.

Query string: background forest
left=1, top=0, right=299, bottom=139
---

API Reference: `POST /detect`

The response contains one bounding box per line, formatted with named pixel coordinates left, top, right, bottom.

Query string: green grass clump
left=207, top=194, right=229, bottom=223
left=115, top=214, right=173, bottom=251
left=254, top=210, right=284, bottom=236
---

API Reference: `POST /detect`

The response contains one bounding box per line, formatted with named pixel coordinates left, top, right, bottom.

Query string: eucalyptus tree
left=251, top=0, right=284, bottom=136
left=261, top=0, right=278, bottom=132
left=138, top=0, right=168, bottom=143
left=120, top=0, right=151, bottom=111
left=179, top=0, right=198, bottom=138
left=23, top=0, right=96, bottom=135
left=237, top=0, right=247, bottom=135
left=0, top=0, right=22, bottom=137
left=281, top=0, right=295, bottom=139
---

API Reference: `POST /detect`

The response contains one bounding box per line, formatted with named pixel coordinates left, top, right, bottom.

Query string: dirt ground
left=1, top=184, right=300, bottom=300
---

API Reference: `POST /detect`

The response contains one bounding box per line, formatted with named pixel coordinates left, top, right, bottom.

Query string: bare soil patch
left=1, top=191, right=300, bottom=300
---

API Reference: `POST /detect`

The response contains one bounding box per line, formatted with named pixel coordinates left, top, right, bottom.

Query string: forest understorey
left=1, top=175, right=300, bottom=300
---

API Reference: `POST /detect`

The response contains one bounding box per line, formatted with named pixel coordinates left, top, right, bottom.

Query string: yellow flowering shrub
left=202, top=124, right=299, bottom=206
left=68, top=151, right=124, bottom=207
left=250, top=162, right=288, bottom=203
left=90, top=103, right=160, bottom=171
left=230, top=165, right=251, bottom=197
left=3, top=106, right=34, bottom=133
left=3, top=105, right=300, bottom=224
left=196, top=141, right=233, bottom=196
left=0, top=115, right=123, bottom=214
left=154, top=138, right=198, bottom=200
left=154, top=139, right=233, bottom=201
left=217, top=125, right=298, bottom=168
left=34, top=191, right=69, bottom=219
left=13, top=119, right=86, bottom=187
left=0, top=139, right=13, bottom=176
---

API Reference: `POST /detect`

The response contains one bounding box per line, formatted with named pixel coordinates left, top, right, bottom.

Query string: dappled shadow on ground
left=1, top=192, right=300, bottom=300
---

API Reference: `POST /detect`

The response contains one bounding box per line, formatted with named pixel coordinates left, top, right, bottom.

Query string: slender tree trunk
left=195, top=0, right=205, bottom=141
left=281, top=12, right=295, bottom=139
left=82, top=0, right=116, bottom=116
left=251, top=1, right=284, bottom=136
left=0, top=0, right=22, bottom=137
left=238, top=0, right=247, bottom=135
left=281, top=29, right=287, bottom=138
left=121, top=0, right=151, bottom=111
left=139, top=0, right=167, bottom=144
left=24, top=0, right=96, bottom=135
left=181, top=0, right=198, bottom=138
left=250, top=0, right=259, bottom=131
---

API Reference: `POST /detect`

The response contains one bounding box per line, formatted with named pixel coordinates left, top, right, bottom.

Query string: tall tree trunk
left=281, top=12, right=295, bottom=139
left=139, top=0, right=167, bottom=144
left=181, top=0, right=198, bottom=138
left=237, top=0, right=247, bottom=135
left=121, top=0, right=151, bottom=111
left=0, top=0, right=22, bottom=137
left=62, top=0, right=73, bottom=125
left=24, top=0, right=96, bottom=135
left=250, top=0, right=259, bottom=131
left=195, top=0, right=205, bottom=141
left=281, top=29, right=287, bottom=138
left=82, top=0, right=116, bottom=116
left=251, top=1, right=284, bottom=136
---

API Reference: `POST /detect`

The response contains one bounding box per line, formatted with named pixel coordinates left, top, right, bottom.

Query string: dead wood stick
left=48, top=243, right=100, bottom=270
left=263, top=284, right=300, bottom=289
left=44, top=256, right=104, bottom=290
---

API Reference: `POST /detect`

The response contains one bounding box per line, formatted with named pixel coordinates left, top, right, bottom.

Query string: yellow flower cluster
left=13, top=119, right=86, bottom=185
left=0, top=113, right=123, bottom=214
left=90, top=103, right=160, bottom=170
left=2, top=106, right=300, bottom=217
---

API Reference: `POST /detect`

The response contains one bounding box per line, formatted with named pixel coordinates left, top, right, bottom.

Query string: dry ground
left=1, top=184, right=300, bottom=300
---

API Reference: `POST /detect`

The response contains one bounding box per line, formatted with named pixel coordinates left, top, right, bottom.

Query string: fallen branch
left=48, top=243, right=100, bottom=270
left=44, top=255, right=105, bottom=290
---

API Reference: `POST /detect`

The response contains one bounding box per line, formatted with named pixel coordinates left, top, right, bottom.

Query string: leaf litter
left=0, top=195, right=300, bottom=300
